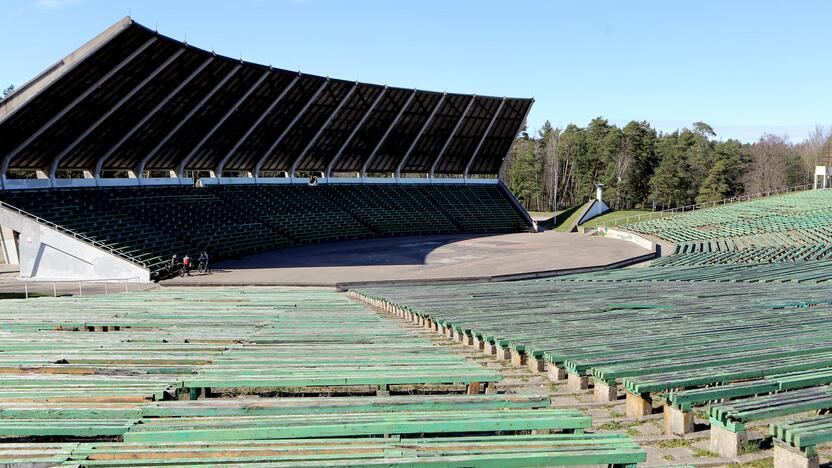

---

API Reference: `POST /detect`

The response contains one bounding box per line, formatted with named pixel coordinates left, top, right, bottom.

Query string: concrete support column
left=567, top=372, right=589, bottom=392
left=510, top=349, right=526, bottom=367
left=773, top=444, right=819, bottom=468
left=593, top=380, right=618, bottom=403
left=709, top=424, right=747, bottom=458
left=663, top=404, right=694, bottom=435
left=483, top=341, right=497, bottom=356
left=546, top=362, right=566, bottom=382
left=0, top=226, right=19, bottom=265
left=625, top=392, right=653, bottom=419
left=527, top=355, right=545, bottom=373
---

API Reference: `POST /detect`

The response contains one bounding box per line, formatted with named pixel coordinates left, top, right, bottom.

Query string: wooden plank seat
left=0, top=395, right=551, bottom=440
left=706, top=386, right=832, bottom=457
left=0, top=442, right=77, bottom=465
left=123, top=408, right=591, bottom=442
left=770, top=415, right=832, bottom=461
left=59, top=434, right=646, bottom=467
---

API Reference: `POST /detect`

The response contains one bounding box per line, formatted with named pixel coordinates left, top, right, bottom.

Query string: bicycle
left=197, top=260, right=210, bottom=274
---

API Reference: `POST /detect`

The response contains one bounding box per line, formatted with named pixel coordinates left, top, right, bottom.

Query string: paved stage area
left=166, top=231, right=651, bottom=287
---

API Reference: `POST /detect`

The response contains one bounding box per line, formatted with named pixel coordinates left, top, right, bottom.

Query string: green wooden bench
left=61, top=434, right=646, bottom=467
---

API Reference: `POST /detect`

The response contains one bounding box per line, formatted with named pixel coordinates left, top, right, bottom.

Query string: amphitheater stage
left=165, top=231, right=653, bottom=288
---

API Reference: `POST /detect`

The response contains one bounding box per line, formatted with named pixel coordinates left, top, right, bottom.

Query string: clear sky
left=2, top=0, right=830, bottom=142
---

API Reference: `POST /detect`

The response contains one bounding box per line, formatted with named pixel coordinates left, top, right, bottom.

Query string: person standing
left=182, top=254, right=191, bottom=276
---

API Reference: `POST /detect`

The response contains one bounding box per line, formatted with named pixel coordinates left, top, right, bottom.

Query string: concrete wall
left=595, top=227, right=656, bottom=251
left=0, top=206, right=149, bottom=282
left=577, top=199, right=610, bottom=225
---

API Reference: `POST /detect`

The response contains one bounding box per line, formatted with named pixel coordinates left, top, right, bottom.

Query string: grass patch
left=608, top=409, right=624, bottom=418
left=662, top=454, right=675, bottom=461
left=578, top=209, right=653, bottom=229
left=739, top=440, right=762, bottom=455
left=538, top=203, right=587, bottom=232
left=598, top=421, right=624, bottom=430
left=728, top=458, right=774, bottom=468
left=528, top=210, right=557, bottom=220
left=625, top=427, right=639, bottom=436
left=694, top=409, right=710, bottom=420
left=693, top=448, right=720, bottom=457
left=657, top=438, right=691, bottom=449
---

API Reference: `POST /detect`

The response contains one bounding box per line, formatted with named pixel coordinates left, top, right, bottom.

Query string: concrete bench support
left=625, top=392, right=652, bottom=419
left=527, top=355, right=545, bottom=373
left=663, top=404, right=693, bottom=435
left=510, top=349, right=526, bottom=367
left=484, top=342, right=497, bottom=356
left=567, top=373, right=589, bottom=392
left=709, top=423, right=747, bottom=458
left=773, top=444, right=818, bottom=468
left=546, top=362, right=566, bottom=382
left=593, top=380, right=618, bottom=403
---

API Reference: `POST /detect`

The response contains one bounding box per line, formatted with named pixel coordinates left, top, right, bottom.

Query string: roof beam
left=175, top=69, right=270, bottom=177
left=94, top=56, right=214, bottom=177
left=253, top=78, right=329, bottom=178
left=215, top=74, right=300, bottom=177
left=1, top=37, right=157, bottom=183
left=429, top=95, right=476, bottom=178
left=326, top=86, right=386, bottom=178
left=360, top=89, right=417, bottom=177
left=289, top=82, right=358, bottom=177
left=48, top=47, right=186, bottom=179
left=395, top=93, right=446, bottom=178
left=497, top=99, right=533, bottom=178
left=463, top=97, right=505, bottom=178
left=136, top=64, right=242, bottom=178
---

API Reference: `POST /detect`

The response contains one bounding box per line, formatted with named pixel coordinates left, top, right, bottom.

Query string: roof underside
left=0, top=18, right=533, bottom=177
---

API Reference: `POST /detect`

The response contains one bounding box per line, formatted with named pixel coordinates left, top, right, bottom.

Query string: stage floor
left=165, top=231, right=651, bottom=287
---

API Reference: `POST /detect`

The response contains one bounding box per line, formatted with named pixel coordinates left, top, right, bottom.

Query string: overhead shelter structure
left=0, top=18, right=536, bottom=283
left=0, top=17, right=533, bottom=189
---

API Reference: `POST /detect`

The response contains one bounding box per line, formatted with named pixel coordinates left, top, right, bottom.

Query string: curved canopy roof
left=0, top=18, right=533, bottom=179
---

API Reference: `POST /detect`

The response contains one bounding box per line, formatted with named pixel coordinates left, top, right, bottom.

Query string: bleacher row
left=0, top=183, right=531, bottom=278
left=625, top=189, right=832, bottom=244
left=621, top=189, right=832, bottom=270
left=0, top=287, right=647, bottom=467
left=352, top=276, right=832, bottom=463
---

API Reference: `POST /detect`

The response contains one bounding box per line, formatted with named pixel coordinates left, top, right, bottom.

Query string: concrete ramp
left=0, top=205, right=149, bottom=282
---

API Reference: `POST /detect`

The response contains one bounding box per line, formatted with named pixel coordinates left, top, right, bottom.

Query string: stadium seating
left=621, top=189, right=832, bottom=270
left=7, top=434, right=647, bottom=467
left=0, top=183, right=531, bottom=279
left=352, top=276, right=832, bottom=438
left=0, top=287, right=647, bottom=468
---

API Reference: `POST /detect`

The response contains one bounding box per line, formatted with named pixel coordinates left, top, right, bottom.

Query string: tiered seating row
left=0, top=288, right=501, bottom=399
left=4, top=434, right=647, bottom=467
left=624, top=189, right=832, bottom=243
left=0, top=287, right=647, bottom=467
left=0, top=184, right=531, bottom=278
left=352, top=278, right=832, bottom=445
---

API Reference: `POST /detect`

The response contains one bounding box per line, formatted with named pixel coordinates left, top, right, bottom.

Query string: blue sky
left=2, top=0, right=830, bottom=142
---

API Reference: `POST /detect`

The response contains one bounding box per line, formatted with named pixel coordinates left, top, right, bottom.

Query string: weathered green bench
left=707, top=386, right=832, bottom=457
left=60, top=434, right=646, bottom=467
left=770, top=415, right=832, bottom=467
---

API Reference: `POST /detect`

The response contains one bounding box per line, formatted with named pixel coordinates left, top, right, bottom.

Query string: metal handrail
left=600, top=183, right=816, bottom=229
left=0, top=199, right=148, bottom=267
left=19, top=276, right=145, bottom=298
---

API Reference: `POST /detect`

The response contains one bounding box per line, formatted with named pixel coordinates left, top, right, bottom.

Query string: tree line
left=503, top=118, right=832, bottom=212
